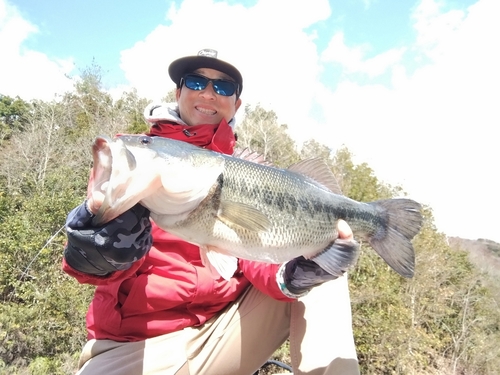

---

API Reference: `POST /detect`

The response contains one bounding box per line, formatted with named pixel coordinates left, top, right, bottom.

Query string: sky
left=1, top=0, right=499, bottom=243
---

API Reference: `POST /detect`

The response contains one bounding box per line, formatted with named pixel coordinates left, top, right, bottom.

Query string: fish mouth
left=90, top=136, right=142, bottom=226
left=90, top=136, right=116, bottom=224
left=89, top=135, right=166, bottom=226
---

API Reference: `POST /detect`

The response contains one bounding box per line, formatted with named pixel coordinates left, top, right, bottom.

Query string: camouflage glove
left=64, top=201, right=152, bottom=276
left=277, top=239, right=360, bottom=298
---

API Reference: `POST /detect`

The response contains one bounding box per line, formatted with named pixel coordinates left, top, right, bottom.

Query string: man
left=63, top=49, right=360, bottom=375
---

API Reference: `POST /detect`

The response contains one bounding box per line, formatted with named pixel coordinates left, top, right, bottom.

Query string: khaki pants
left=76, top=275, right=359, bottom=375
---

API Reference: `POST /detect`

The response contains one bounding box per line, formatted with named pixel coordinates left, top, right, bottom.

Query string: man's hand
left=64, top=202, right=152, bottom=275
left=278, top=220, right=360, bottom=298
left=337, top=219, right=354, bottom=241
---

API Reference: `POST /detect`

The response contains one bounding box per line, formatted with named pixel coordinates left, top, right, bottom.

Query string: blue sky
left=9, top=0, right=476, bottom=89
left=1, top=0, right=499, bottom=243
left=10, top=0, right=169, bottom=86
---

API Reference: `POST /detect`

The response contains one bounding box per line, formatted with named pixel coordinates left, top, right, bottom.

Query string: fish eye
left=139, top=136, right=153, bottom=145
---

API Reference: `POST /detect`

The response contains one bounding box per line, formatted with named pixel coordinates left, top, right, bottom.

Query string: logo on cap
left=198, top=49, right=218, bottom=58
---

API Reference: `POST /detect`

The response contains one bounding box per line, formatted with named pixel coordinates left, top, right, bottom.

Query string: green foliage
left=0, top=67, right=113, bottom=372
left=236, top=104, right=300, bottom=167
left=161, top=88, right=178, bottom=104
left=0, top=188, right=93, bottom=366
left=0, top=95, right=30, bottom=144
left=300, top=139, right=333, bottom=161
left=114, top=89, right=151, bottom=134
left=330, top=146, right=402, bottom=201
left=348, top=207, right=500, bottom=374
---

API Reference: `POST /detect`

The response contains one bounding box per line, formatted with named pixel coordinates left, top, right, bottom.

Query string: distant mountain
left=448, top=237, right=500, bottom=277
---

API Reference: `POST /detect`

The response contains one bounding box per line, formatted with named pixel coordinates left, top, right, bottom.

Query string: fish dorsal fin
left=288, top=158, right=342, bottom=194
left=217, top=201, right=271, bottom=232
left=200, top=245, right=238, bottom=280
left=232, top=148, right=273, bottom=166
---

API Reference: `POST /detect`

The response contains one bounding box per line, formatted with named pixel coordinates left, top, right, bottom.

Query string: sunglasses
left=181, top=73, right=239, bottom=97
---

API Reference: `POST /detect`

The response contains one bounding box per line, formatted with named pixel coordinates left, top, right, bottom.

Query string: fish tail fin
left=368, top=198, right=423, bottom=278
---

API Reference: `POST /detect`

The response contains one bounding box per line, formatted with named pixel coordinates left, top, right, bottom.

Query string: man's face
left=176, top=68, right=242, bottom=126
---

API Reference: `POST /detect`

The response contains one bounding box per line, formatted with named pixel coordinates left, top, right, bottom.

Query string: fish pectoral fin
left=217, top=201, right=271, bottom=232
left=309, top=240, right=361, bottom=277
left=200, top=245, right=238, bottom=281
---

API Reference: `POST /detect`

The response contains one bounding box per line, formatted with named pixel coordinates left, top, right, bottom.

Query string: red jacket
left=62, top=117, right=293, bottom=342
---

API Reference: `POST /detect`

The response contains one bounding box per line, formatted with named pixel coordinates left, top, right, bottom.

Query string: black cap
left=168, top=49, right=243, bottom=96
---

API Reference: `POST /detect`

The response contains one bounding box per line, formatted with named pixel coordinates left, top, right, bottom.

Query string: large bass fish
left=90, top=135, right=423, bottom=280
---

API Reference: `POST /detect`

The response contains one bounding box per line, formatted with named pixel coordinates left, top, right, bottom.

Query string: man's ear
left=176, top=88, right=181, bottom=101
left=235, top=97, right=242, bottom=111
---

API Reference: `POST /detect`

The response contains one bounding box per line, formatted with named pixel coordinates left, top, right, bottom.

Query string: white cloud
left=0, top=0, right=36, bottom=51
left=321, top=32, right=368, bottom=70
left=0, top=0, right=74, bottom=100
left=310, top=0, right=500, bottom=241
left=321, top=31, right=406, bottom=77
left=412, top=0, right=466, bottom=59
left=120, top=0, right=330, bottom=126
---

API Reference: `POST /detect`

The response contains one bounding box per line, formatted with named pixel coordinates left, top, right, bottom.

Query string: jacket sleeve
left=62, top=256, right=146, bottom=285
left=238, top=259, right=295, bottom=302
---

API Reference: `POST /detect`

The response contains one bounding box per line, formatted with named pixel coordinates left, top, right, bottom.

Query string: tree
left=60, top=61, right=127, bottom=141
left=300, top=139, right=334, bottom=162
left=236, top=104, right=299, bottom=166
left=0, top=188, right=93, bottom=372
left=161, top=88, right=177, bottom=104
left=0, top=99, right=92, bottom=195
left=0, top=63, right=138, bottom=372
left=114, top=89, right=150, bottom=134
left=0, top=95, right=29, bottom=145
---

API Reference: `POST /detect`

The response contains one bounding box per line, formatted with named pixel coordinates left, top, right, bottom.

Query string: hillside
left=449, top=237, right=500, bottom=278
